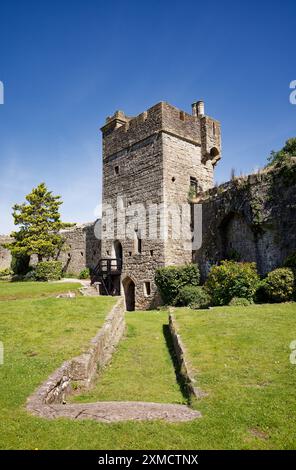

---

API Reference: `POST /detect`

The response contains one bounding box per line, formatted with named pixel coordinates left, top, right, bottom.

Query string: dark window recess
left=135, top=229, right=142, bottom=254
left=150, top=250, right=153, bottom=256
left=80, top=252, right=84, bottom=256
left=144, top=281, right=151, bottom=296
left=138, top=237, right=142, bottom=254
left=190, top=203, right=194, bottom=230
left=129, top=251, right=132, bottom=256
left=172, top=176, right=176, bottom=182
left=114, top=165, right=119, bottom=175
left=106, top=250, right=110, bottom=256
left=190, top=177, right=198, bottom=197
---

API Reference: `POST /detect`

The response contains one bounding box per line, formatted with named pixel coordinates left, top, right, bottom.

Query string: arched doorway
left=123, top=277, right=135, bottom=311
left=220, top=212, right=257, bottom=262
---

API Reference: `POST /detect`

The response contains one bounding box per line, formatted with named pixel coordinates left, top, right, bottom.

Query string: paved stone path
left=28, top=401, right=201, bottom=423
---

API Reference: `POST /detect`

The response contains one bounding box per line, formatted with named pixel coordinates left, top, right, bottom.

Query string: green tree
left=6, top=183, right=71, bottom=262
left=267, top=138, right=296, bottom=166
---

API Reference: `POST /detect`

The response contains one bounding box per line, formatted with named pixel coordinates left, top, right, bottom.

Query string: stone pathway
left=28, top=401, right=201, bottom=423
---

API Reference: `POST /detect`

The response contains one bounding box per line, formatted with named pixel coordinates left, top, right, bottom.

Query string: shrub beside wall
left=205, top=260, right=260, bottom=306
left=35, top=261, right=62, bottom=281
left=79, top=268, right=90, bottom=279
left=0, top=267, right=13, bottom=278
left=155, top=264, right=200, bottom=305
left=263, top=268, right=294, bottom=303
left=177, top=286, right=211, bottom=309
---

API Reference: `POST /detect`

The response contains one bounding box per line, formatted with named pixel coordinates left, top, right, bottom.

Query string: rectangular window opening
left=144, top=281, right=151, bottom=296
left=190, top=176, right=198, bottom=198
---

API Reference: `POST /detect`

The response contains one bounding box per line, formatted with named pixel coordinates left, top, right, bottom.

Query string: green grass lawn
left=173, top=303, right=296, bottom=449
left=73, top=311, right=185, bottom=404
left=0, top=282, right=295, bottom=450
left=0, top=281, right=82, bottom=300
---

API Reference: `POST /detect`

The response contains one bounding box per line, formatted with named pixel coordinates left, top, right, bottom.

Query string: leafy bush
left=35, top=261, right=62, bottom=281
left=264, top=268, right=294, bottom=303
left=177, top=286, right=211, bottom=309
left=11, top=254, right=30, bottom=275
left=255, top=279, right=269, bottom=303
left=79, top=268, right=90, bottom=279
left=0, top=267, right=13, bottom=278
left=155, top=264, right=200, bottom=305
left=205, top=260, right=260, bottom=306
left=229, top=297, right=251, bottom=307
left=284, top=252, right=296, bottom=268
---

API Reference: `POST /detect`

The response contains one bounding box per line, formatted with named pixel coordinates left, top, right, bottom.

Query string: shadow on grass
left=162, top=324, right=190, bottom=404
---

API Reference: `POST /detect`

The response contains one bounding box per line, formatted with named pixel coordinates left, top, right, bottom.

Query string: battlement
left=101, top=101, right=221, bottom=165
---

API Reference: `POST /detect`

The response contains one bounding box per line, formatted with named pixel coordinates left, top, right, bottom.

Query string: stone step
left=29, top=401, right=201, bottom=423
left=79, top=284, right=101, bottom=297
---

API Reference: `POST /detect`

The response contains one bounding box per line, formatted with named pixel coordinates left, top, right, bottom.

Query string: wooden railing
left=92, top=258, right=122, bottom=277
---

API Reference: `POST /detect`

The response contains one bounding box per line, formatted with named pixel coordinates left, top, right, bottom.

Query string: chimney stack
left=192, top=100, right=205, bottom=117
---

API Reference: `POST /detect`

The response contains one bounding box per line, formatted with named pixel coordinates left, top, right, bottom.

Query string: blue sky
left=0, top=0, right=295, bottom=233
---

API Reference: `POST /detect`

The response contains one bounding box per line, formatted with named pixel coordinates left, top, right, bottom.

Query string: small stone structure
left=27, top=298, right=201, bottom=423
left=169, top=312, right=206, bottom=400
left=55, top=222, right=101, bottom=275
left=27, top=297, right=125, bottom=407
left=0, top=222, right=101, bottom=275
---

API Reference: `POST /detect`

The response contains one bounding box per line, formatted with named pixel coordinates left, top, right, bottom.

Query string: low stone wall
left=27, top=297, right=125, bottom=409
left=169, top=312, right=206, bottom=400
left=0, top=235, right=12, bottom=270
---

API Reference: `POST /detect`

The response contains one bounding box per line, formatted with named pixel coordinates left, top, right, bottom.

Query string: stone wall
left=101, top=101, right=221, bottom=309
left=194, top=161, right=296, bottom=278
left=0, top=235, right=12, bottom=270
left=56, top=222, right=101, bottom=275
left=27, top=297, right=125, bottom=407
left=169, top=312, right=206, bottom=399
left=1, top=222, right=101, bottom=275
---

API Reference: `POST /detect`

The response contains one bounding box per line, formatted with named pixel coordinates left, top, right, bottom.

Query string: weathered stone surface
left=1, top=223, right=100, bottom=275
left=101, top=101, right=221, bottom=309
left=56, top=291, right=76, bottom=298
left=169, top=312, right=206, bottom=400
left=0, top=235, right=12, bottom=270
left=28, top=401, right=201, bottom=423
left=194, top=163, right=296, bottom=278
left=27, top=297, right=201, bottom=423
left=27, top=297, right=125, bottom=408
left=49, top=222, right=101, bottom=275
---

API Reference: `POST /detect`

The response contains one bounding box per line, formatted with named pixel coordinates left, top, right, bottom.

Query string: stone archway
left=220, top=212, right=256, bottom=262
left=123, top=277, right=135, bottom=311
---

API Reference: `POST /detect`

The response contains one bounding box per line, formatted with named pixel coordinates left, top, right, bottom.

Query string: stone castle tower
left=100, top=101, right=221, bottom=310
